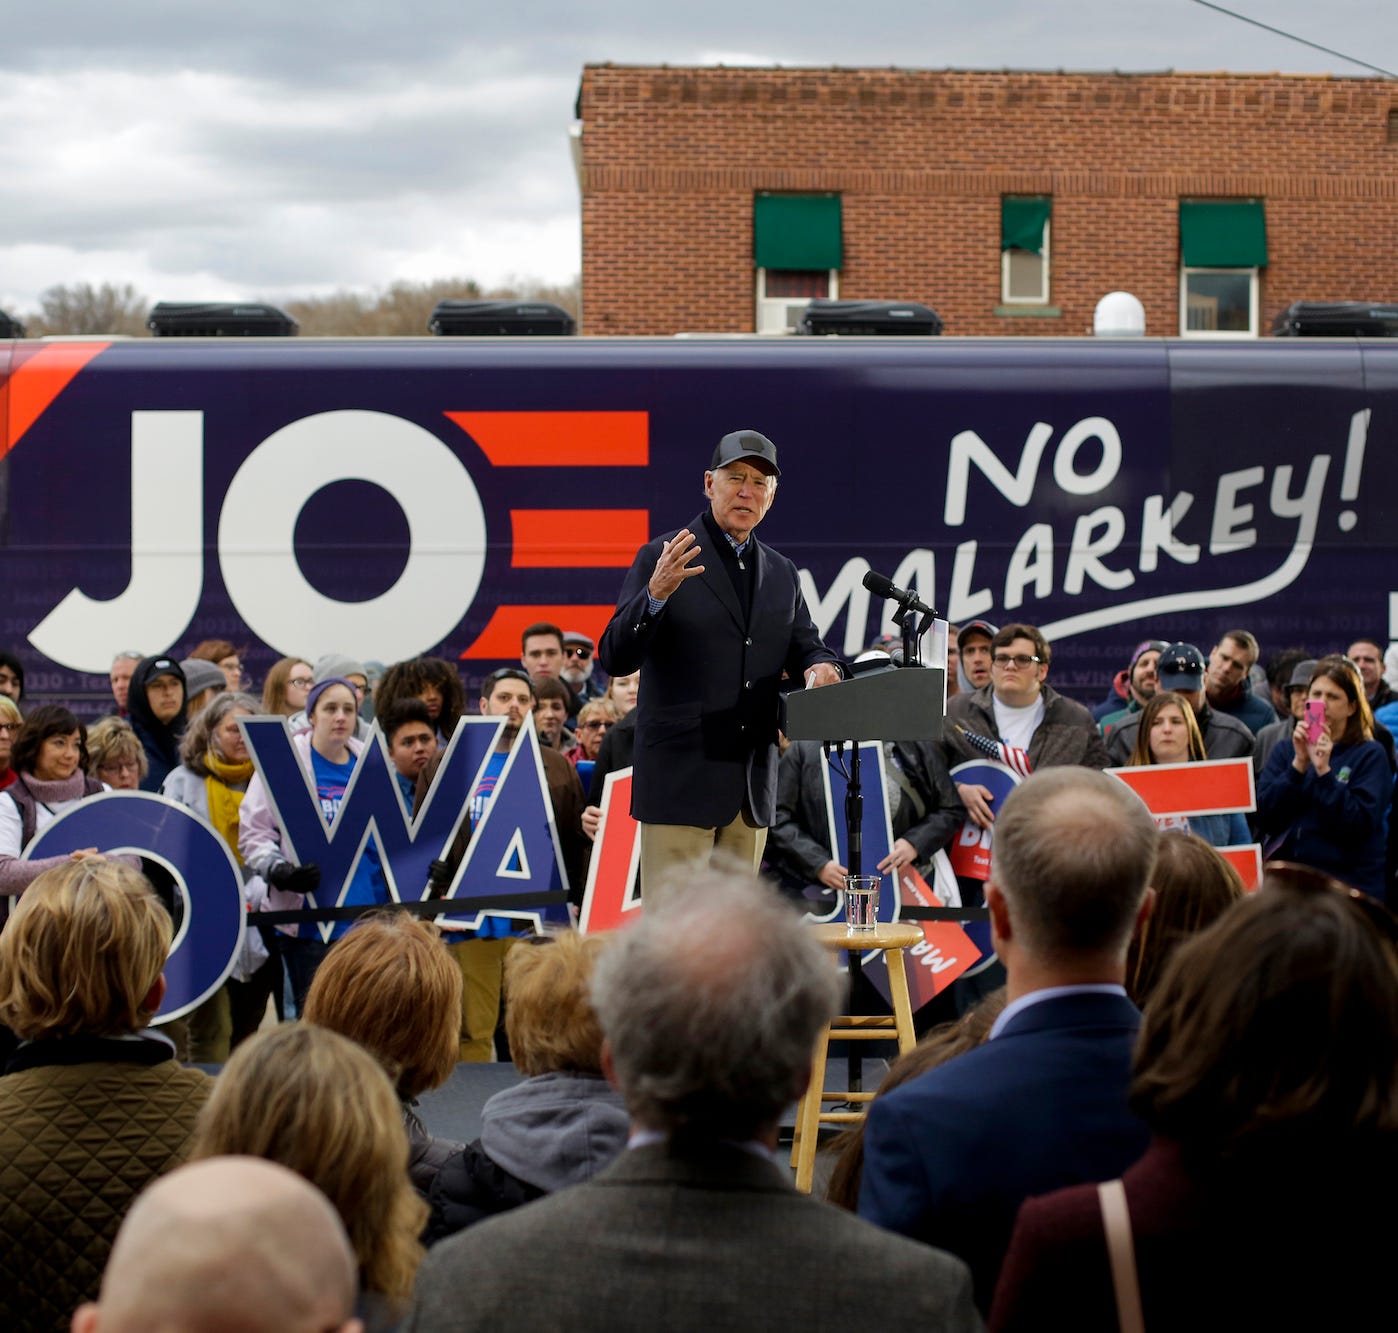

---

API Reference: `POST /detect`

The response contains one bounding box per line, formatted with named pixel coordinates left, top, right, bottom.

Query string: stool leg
left=884, top=946, right=917, bottom=1056
left=794, top=1027, right=831, bottom=1194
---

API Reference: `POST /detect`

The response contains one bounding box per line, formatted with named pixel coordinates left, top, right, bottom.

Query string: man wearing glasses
left=599, top=429, right=841, bottom=899
left=944, top=622, right=1109, bottom=830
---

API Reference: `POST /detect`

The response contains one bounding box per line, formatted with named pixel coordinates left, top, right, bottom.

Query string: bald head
left=72, top=1157, right=360, bottom=1333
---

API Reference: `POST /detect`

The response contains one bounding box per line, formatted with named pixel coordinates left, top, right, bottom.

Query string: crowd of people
left=0, top=604, right=1395, bottom=1329
left=0, top=791, right=1392, bottom=1330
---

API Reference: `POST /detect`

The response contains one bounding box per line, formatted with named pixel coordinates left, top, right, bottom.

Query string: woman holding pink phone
left=1256, top=657, right=1390, bottom=897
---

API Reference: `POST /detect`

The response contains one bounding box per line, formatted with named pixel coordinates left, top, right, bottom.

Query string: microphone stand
left=842, top=596, right=936, bottom=1096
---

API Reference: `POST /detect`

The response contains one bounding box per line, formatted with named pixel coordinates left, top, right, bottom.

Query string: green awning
left=753, top=193, right=842, bottom=270
left=1001, top=196, right=1051, bottom=254
left=1179, top=200, right=1268, bottom=267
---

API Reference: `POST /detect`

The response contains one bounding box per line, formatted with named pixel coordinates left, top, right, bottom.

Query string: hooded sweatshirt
left=424, top=1071, right=629, bottom=1242
left=128, top=656, right=187, bottom=792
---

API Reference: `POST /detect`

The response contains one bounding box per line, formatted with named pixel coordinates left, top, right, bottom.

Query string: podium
left=784, top=662, right=946, bottom=1096
left=785, top=663, right=946, bottom=746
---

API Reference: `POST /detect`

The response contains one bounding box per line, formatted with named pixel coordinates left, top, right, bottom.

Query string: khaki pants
left=444, top=935, right=518, bottom=1063
left=639, top=814, right=768, bottom=906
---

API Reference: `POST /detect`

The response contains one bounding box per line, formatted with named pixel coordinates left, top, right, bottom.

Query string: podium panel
left=785, top=666, right=945, bottom=744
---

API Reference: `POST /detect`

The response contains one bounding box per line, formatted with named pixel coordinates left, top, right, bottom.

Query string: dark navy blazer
left=857, top=991, right=1150, bottom=1312
left=598, top=511, right=837, bottom=828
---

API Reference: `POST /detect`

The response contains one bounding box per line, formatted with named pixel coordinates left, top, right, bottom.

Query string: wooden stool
left=791, top=920, right=924, bottom=1194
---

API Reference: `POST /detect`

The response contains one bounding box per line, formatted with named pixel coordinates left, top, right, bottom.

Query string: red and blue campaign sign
left=1, top=337, right=1393, bottom=705
left=947, top=759, right=1024, bottom=882
left=578, top=768, right=642, bottom=935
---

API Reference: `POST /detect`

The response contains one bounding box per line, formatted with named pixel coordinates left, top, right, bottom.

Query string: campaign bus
left=2, top=334, right=1393, bottom=704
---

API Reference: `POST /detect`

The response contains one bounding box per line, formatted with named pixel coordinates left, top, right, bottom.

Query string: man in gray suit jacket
left=405, top=871, right=981, bottom=1333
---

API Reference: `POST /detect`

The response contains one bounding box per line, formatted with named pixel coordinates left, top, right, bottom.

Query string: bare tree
left=15, top=274, right=581, bottom=339
left=284, top=277, right=485, bottom=336
left=283, top=275, right=578, bottom=335
left=24, top=282, right=149, bottom=336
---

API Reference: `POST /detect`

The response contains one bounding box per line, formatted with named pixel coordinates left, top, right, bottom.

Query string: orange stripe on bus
left=445, top=411, right=648, bottom=466
left=460, top=606, right=617, bottom=660
left=510, top=510, right=648, bottom=568
left=2, top=342, right=111, bottom=460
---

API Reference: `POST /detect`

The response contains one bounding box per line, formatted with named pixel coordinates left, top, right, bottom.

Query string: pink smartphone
left=1304, top=700, right=1326, bottom=745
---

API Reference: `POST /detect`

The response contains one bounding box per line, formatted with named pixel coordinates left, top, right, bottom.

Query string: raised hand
left=647, top=529, right=705, bottom=601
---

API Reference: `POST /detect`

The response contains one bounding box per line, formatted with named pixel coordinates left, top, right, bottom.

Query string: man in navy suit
left=858, top=766, right=1157, bottom=1312
left=598, top=430, right=840, bottom=898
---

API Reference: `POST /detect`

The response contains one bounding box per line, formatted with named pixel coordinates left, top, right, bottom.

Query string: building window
left=1001, top=196, right=1051, bottom=304
left=755, top=268, right=838, bottom=334
left=1178, top=200, right=1267, bottom=338
left=754, top=192, right=842, bottom=334
left=1180, top=268, right=1258, bottom=335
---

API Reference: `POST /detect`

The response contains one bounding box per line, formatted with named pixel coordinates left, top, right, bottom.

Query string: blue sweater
left=1256, top=737, right=1391, bottom=898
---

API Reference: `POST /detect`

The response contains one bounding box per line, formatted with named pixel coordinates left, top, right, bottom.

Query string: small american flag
left=956, top=725, right=1033, bottom=778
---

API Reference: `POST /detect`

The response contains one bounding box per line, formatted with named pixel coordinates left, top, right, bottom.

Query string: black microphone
left=862, top=570, right=936, bottom=617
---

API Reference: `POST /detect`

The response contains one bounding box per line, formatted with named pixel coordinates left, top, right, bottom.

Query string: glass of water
left=844, top=874, right=881, bottom=933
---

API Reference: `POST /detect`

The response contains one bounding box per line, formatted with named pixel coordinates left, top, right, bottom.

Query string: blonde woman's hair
left=575, top=698, right=620, bottom=730
left=303, top=912, right=461, bottom=1099
left=190, top=1024, right=427, bottom=1304
left=0, top=859, right=170, bottom=1039
left=505, top=930, right=610, bottom=1077
left=85, top=715, right=149, bottom=781
left=0, top=693, right=21, bottom=728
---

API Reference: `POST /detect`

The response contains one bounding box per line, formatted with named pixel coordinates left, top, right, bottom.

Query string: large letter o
left=26, top=793, right=246, bottom=1022
left=219, top=410, right=487, bottom=663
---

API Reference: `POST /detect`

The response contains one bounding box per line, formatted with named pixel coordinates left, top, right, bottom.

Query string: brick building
left=574, top=65, right=1398, bottom=338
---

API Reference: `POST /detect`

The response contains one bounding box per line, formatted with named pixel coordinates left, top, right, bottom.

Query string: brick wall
left=577, top=66, right=1398, bottom=336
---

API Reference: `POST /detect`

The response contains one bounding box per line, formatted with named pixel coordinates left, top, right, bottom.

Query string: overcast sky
left=2, top=1, right=1393, bottom=316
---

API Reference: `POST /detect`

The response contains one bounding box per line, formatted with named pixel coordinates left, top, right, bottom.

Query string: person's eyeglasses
left=566, top=647, right=592, bottom=660
left=289, top=676, right=315, bottom=689
left=0, top=722, right=19, bottom=734
left=581, top=720, right=612, bottom=731
left=992, top=654, right=1042, bottom=669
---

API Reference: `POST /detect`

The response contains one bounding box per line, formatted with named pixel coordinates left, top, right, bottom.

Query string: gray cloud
left=2, top=1, right=1393, bottom=313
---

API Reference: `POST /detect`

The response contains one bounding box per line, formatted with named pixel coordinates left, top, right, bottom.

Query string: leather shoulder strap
left=1098, top=1178, right=1145, bottom=1333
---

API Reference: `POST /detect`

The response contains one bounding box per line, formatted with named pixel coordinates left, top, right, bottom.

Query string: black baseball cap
left=711, top=429, right=781, bottom=478
left=958, top=619, right=998, bottom=644
left=1156, top=642, right=1207, bottom=691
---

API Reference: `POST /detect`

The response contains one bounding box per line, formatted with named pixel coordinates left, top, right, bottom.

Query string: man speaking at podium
left=600, top=430, right=841, bottom=898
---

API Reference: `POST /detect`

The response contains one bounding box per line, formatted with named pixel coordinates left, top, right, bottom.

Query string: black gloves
left=427, top=859, right=453, bottom=899
left=268, top=861, right=321, bottom=895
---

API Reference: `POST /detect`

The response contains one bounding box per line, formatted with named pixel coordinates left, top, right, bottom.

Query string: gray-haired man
left=406, top=872, right=980, bottom=1333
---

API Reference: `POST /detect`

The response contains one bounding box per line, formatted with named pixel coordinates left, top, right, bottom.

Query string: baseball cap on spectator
left=1287, top=659, right=1320, bottom=690
left=179, top=658, right=227, bottom=699
left=562, top=632, right=595, bottom=657
left=1156, top=643, right=1207, bottom=692
left=959, top=619, right=999, bottom=644
left=711, top=429, right=781, bottom=478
